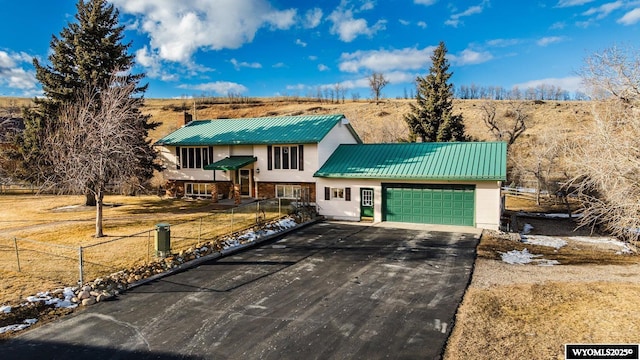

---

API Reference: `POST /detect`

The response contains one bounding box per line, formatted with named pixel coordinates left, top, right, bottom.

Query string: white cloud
left=319, top=71, right=414, bottom=90
left=618, top=8, right=640, bottom=25
left=286, top=83, right=306, bottom=91
left=0, top=51, right=15, bottom=68
left=272, top=62, right=287, bottom=68
left=445, top=2, right=487, bottom=27
left=295, top=39, right=307, bottom=47
left=327, top=2, right=386, bottom=42
left=513, top=76, right=583, bottom=93
left=230, top=58, right=262, bottom=70
left=308, top=55, right=318, bottom=61
left=537, top=36, right=567, bottom=46
left=399, top=19, right=410, bottom=26
left=582, top=1, right=624, bottom=19
left=575, top=19, right=595, bottom=27
left=178, top=81, right=248, bottom=95
left=320, top=77, right=370, bottom=90
left=304, top=8, right=323, bottom=28
left=263, top=9, right=297, bottom=30
left=383, top=71, right=416, bottom=83
left=414, top=0, right=437, bottom=5
left=450, top=49, right=493, bottom=65
left=338, top=46, right=436, bottom=73
left=556, top=0, right=595, bottom=7
left=318, top=64, right=330, bottom=71
left=360, top=1, right=375, bottom=11
left=417, top=21, right=427, bottom=28
left=486, top=38, right=521, bottom=47
left=0, top=50, right=38, bottom=91
left=111, top=0, right=297, bottom=64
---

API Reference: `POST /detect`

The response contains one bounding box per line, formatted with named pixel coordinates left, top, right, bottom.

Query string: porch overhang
left=204, top=156, right=257, bottom=171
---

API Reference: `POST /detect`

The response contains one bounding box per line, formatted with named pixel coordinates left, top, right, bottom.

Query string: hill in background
left=1, top=96, right=593, bottom=190
left=141, top=98, right=592, bottom=144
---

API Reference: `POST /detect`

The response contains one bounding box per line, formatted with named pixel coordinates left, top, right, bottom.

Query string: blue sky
left=0, top=0, right=638, bottom=99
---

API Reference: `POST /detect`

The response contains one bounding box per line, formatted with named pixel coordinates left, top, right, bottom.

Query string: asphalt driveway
left=1, top=221, right=480, bottom=359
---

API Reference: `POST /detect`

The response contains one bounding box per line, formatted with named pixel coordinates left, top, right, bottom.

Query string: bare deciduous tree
left=45, top=75, right=153, bottom=237
left=578, top=45, right=640, bottom=102
left=480, top=100, right=530, bottom=147
left=511, top=128, right=564, bottom=205
left=567, top=45, right=640, bottom=243
left=567, top=100, right=640, bottom=241
left=368, top=72, right=388, bottom=104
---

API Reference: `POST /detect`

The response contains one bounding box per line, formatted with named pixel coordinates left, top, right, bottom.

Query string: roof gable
left=314, top=142, right=507, bottom=181
left=155, top=114, right=361, bottom=146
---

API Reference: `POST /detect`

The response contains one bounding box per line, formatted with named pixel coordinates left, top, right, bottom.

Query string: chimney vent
left=183, top=111, right=193, bottom=126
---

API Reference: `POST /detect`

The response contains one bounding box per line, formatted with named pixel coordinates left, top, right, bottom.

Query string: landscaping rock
left=81, top=297, right=96, bottom=306
left=77, top=290, right=91, bottom=300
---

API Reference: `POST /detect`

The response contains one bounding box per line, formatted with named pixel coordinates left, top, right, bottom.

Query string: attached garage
left=314, top=142, right=507, bottom=230
left=383, top=184, right=475, bottom=226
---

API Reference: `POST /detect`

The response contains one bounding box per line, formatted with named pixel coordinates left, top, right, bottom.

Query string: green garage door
left=383, top=184, right=475, bottom=226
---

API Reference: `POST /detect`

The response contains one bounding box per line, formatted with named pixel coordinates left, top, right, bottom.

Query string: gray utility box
left=155, top=223, right=171, bottom=257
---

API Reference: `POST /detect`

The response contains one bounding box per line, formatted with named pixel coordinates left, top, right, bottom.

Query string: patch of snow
left=567, top=236, right=633, bottom=254
left=278, top=218, right=297, bottom=228
left=537, top=259, right=560, bottom=266
left=0, top=318, right=38, bottom=334
left=500, top=248, right=560, bottom=266
left=522, top=235, right=567, bottom=249
left=544, top=213, right=579, bottom=218
left=522, top=223, right=534, bottom=234
left=502, top=187, right=540, bottom=194
left=23, top=288, right=78, bottom=310
left=501, top=248, right=541, bottom=265
left=1, top=305, right=11, bottom=314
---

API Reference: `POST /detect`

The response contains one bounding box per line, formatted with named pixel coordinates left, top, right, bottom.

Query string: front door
left=360, top=188, right=374, bottom=220
left=239, top=169, right=250, bottom=196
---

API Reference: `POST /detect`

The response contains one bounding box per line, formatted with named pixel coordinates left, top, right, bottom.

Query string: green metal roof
left=314, top=142, right=507, bottom=181
left=204, top=156, right=257, bottom=171
left=155, top=114, right=361, bottom=146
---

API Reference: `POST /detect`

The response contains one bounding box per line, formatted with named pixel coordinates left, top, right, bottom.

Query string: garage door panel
left=384, top=184, right=475, bottom=226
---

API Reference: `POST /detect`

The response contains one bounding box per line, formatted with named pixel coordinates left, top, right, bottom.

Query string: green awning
left=204, top=156, right=257, bottom=171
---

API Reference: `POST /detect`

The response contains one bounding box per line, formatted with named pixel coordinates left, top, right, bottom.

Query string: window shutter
left=324, top=187, right=330, bottom=200
left=345, top=187, right=351, bottom=201
left=298, top=145, right=304, bottom=171
left=267, top=145, right=272, bottom=170
left=176, top=147, right=181, bottom=169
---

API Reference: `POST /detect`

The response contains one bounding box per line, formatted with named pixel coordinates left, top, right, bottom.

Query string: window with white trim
left=176, top=147, right=213, bottom=169
left=276, top=185, right=301, bottom=199
left=331, top=188, right=344, bottom=200
left=185, top=183, right=212, bottom=197
left=324, top=186, right=351, bottom=201
left=268, top=145, right=302, bottom=170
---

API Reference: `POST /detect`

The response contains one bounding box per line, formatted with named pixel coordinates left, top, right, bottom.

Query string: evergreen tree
left=13, top=0, right=158, bottom=201
left=404, top=41, right=469, bottom=142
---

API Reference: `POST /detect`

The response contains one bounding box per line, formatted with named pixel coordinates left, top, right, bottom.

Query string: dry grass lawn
left=0, top=194, right=283, bottom=306
left=444, top=196, right=640, bottom=360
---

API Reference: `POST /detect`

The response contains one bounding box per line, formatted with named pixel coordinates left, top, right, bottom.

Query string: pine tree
left=13, top=0, right=158, bottom=201
left=404, top=41, right=469, bottom=142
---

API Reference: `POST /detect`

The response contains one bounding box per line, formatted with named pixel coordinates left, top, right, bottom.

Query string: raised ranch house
left=155, top=114, right=506, bottom=230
